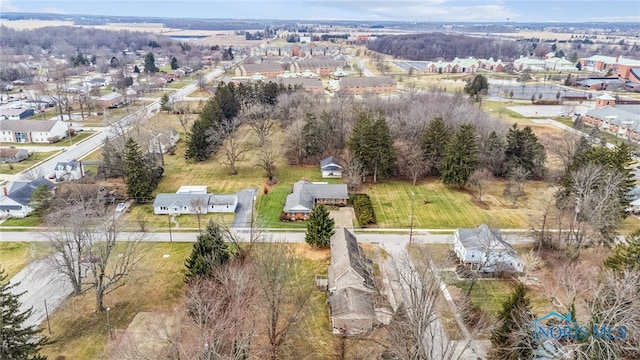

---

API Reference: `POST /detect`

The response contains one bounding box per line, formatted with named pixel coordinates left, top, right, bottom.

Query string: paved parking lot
left=507, top=104, right=591, bottom=118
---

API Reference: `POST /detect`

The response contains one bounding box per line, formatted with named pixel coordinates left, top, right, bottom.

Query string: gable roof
left=4, top=177, right=55, bottom=205
left=55, top=160, right=81, bottom=172
left=0, top=147, right=28, bottom=158
left=329, top=228, right=375, bottom=289
left=320, top=156, right=343, bottom=171
left=0, top=119, right=63, bottom=132
left=329, top=287, right=376, bottom=318
left=283, top=180, right=348, bottom=212
left=341, top=76, right=396, bottom=87
left=456, top=224, right=516, bottom=254
left=152, top=193, right=236, bottom=208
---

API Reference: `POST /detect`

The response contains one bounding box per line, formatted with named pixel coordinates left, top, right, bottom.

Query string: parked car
left=115, top=202, right=127, bottom=212
left=556, top=111, right=566, bottom=116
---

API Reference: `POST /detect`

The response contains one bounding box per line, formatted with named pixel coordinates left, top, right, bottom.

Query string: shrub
left=351, top=193, right=377, bottom=225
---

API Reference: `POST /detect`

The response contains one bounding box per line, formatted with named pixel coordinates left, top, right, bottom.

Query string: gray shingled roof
left=283, top=180, right=348, bottom=212
left=586, top=106, right=640, bottom=132
left=277, top=78, right=322, bottom=89
left=329, top=287, right=376, bottom=317
left=242, top=63, right=283, bottom=72
left=0, top=119, right=62, bottom=132
left=457, top=224, right=516, bottom=255
left=320, top=156, right=343, bottom=171
left=329, top=228, right=375, bottom=288
left=152, top=193, right=236, bottom=208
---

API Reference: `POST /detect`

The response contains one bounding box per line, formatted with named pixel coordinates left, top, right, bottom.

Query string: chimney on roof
left=2, top=186, right=7, bottom=196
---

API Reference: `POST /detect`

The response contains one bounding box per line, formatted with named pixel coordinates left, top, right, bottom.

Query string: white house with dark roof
left=0, top=119, right=68, bottom=143
left=328, top=228, right=378, bottom=335
left=0, top=177, right=55, bottom=218
left=283, top=180, right=348, bottom=220
left=0, top=108, right=35, bottom=120
left=453, top=224, right=524, bottom=273
left=153, top=186, right=238, bottom=215
left=320, top=156, right=343, bottom=178
left=53, top=160, right=85, bottom=181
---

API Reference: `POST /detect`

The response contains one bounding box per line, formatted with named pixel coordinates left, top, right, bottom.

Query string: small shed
left=320, top=156, right=343, bottom=178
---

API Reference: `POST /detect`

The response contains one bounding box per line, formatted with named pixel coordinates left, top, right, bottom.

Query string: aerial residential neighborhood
left=1, top=2, right=640, bottom=359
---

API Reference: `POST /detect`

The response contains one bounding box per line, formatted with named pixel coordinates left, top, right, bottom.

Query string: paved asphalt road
left=231, top=188, right=259, bottom=229
left=0, top=230, right=534, bottom=244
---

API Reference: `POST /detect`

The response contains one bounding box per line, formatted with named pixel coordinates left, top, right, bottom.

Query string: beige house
left=328, top=228, right=378, bottom=335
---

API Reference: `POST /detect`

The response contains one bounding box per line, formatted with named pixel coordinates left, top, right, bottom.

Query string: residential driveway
left=330, top=207, right=355, bottom=229
left=9, top=257, right=74, bottom=329
left=231, top=188, right=259, bottom=229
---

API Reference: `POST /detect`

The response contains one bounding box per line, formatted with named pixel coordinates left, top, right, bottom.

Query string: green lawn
left=0, top=242, right=50, bottom=278
left=0, top=151, right=61, bottom=175
left=366, top=178, right=531, bottom=229
left=0, top=216, right=42, bottom=227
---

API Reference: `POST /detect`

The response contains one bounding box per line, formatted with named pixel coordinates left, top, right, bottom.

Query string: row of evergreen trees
left=183, top=81, right=299, bottom=163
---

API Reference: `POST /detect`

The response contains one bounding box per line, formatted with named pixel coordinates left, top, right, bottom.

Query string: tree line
left=367, top=32, right=526, bottom=61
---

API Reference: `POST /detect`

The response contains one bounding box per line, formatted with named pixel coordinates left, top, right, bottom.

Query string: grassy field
left=39, top=242, right=193, bottom=359
left=0, top=151, right=61, bottom=175
left=37, top=242, right=333, bottom=359
left=0, top=242, right=50, bottom=278
left=366, top=178, right=540, bottom=229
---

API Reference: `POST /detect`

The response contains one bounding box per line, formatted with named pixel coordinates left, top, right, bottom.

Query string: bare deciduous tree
left=176, top=103, right=193, bottom=134
left=343, top=152, right=367, bottom=192
left=256, top=139, right=279, bottom=180
left=219, top=120, right=250, bottom=175
left=468, top=167, right=493, bottom=202
left=242, top=103, right=278, bottom=146
left=252, top=242, right=314, bottom=360
left=386, top=247, right=478, bottom=360
left=504, top=166, right=529, bottom=207
left=394, top=140, right=427, bottom=186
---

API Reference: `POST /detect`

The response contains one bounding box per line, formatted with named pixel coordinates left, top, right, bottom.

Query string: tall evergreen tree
left=305, top=205, right=335, bottom=248
left=143, top=52, right=158, bottom=73
left=170, top=56, right=179, bottom=70
left=421, top=117, right=451, bottom=176
left=0, top=268, right=47, bottom=360
left=464, top=74, right=489, bottom=103
left=160, top=93, right=172, bottom=112
left=184, top=119, right=212, bottom=162
left=479, top=130, right=506, bottom=176
left=604, top=229, right=640, bottom=273
left=28, top=185, right=53, bottom=217
left=215, top=82, right=239, bottom=121
left=440, top=124, right=479, bottom=188
left=490, top=283, right=535, bottom=360
left=348, top=113, right=395, bottom=183
left=185, top=220, right=230, bottom=281
left=505, top=124, right=546, bottom=178
left=124, top=137, right=154, bottom=203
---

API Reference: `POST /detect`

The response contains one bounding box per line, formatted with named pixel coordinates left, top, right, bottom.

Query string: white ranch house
left=153, top=186, right=238, bottom=215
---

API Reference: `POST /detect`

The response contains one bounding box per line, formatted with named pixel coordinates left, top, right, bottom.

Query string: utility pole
left=43, top=299, right=51, bottom=335
left=168, top=213, right=173, bottom=243
left=409, top=191, right=415, bottom=244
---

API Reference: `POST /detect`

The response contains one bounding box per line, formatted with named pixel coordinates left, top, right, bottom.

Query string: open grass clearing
left=0, top=151, right=61, bottom=175
left=366, top=177, right=541, bottom=229
left=0, top=242, right=50, bottom=278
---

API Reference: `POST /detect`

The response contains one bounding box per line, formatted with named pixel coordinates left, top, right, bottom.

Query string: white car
left=115, top=202, right=127, bottom=213
left=556, top=111, right=566, bottom=116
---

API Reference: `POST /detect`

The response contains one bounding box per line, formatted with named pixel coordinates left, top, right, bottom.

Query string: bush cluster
left=351, top=194, right=377, bottom=225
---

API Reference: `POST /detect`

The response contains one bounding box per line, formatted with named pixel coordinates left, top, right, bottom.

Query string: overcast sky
left=1, top=0, right=639, bottom=23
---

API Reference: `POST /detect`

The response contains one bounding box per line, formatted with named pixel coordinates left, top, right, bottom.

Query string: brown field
left=0, top=20, right=75, bottom=29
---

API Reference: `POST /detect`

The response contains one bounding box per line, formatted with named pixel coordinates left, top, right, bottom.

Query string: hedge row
left=351, top=193, right=377, bottom=226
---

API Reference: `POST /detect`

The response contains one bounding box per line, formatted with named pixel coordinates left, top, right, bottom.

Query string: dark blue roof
left=7, top=177, right=54, bottom=205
